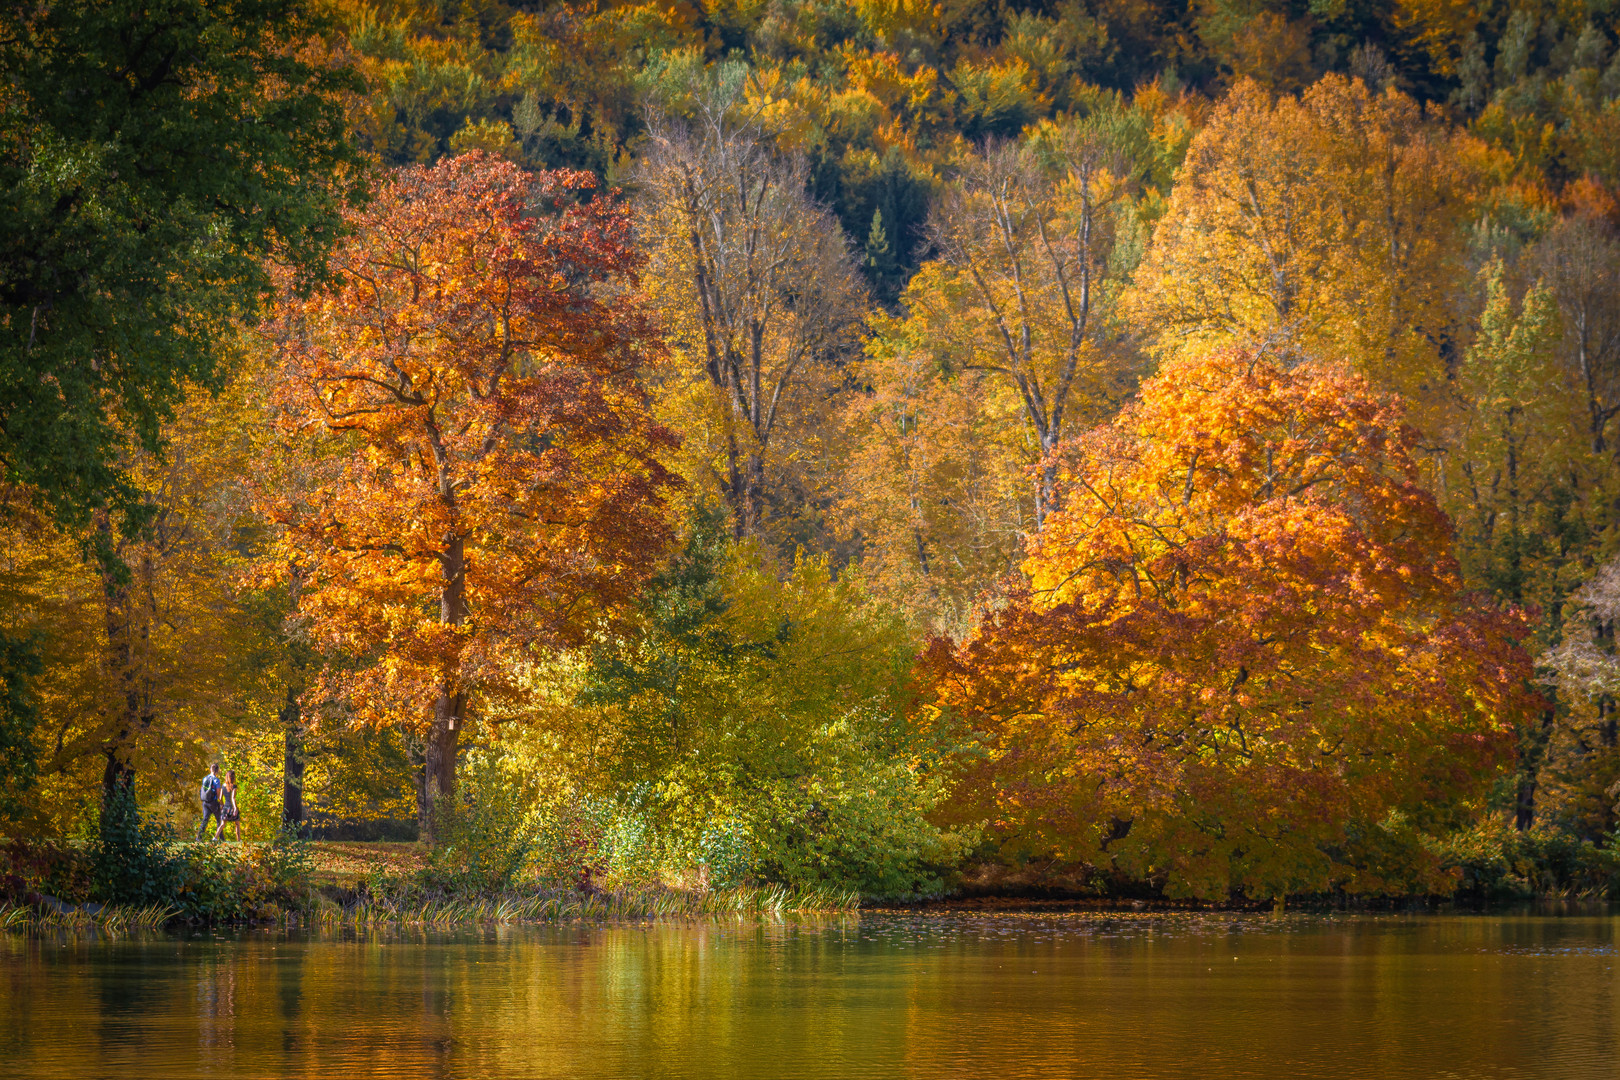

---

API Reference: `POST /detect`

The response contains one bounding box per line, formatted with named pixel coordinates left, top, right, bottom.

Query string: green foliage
left=420, top=752, right=542, bottom=896
left=66, top=787, right=317, bottom=921
left=565, top=511, right=965, bottom=899
left=0, top=0, right=361, bottom=537
left=1435, top=818, right=1620, bottom=901
left=90, top=787, right=188, bottom=907
left=174, top=830, right=314, bottom=922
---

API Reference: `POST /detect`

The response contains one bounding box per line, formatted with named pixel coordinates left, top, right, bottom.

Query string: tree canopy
left=0, top=0, right=361, bottom=539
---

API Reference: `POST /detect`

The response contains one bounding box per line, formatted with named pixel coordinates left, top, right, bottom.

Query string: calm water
left=1, top=911, right=1616, bottom=1078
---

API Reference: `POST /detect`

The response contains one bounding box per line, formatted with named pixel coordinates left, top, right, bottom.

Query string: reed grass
left=1, top=881, right=857, bottom=934
left=314, top=882, right=859, bottom=929
left=0, top=901, right=179, bottom=933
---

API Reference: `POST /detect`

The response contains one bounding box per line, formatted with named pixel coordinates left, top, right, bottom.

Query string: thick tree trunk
left=420, top=533, right=466, bottom=842
left=101, top=749, right=135, bottom=804
left=281, top=686, right=305, bottom=830
left=97, top=515, right=149, bottom=807
left=1514, top=705, right=1556, bottom=830
left=418, top=696, right=462, bottom=841
left=744, top=450, right=766, bottom=537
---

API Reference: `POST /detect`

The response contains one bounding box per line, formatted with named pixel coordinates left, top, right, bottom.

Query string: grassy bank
left=0, top=836, right=859, bottom=933
left=0, top=881, right=856, bottom=934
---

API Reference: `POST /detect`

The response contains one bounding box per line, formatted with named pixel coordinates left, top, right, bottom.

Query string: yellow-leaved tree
left=1128, top=74, right=1487, bottom=437
left=839, top=118, right=1146, bottom=622
left=635, top=80, right=867, bottom=544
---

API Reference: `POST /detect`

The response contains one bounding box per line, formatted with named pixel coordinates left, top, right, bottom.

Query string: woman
left=214, top=769, right=243, bottom=843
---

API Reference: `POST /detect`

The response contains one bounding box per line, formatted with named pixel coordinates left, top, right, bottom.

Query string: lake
left=1, top=910, right=1615, bottom=1078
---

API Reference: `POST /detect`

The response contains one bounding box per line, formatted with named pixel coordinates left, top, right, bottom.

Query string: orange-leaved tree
left=264, top=153, right=679, bottom=835
left=931, top=347, right=1538, bottom=900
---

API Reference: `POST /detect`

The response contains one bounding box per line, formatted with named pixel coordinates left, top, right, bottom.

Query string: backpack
left=201, top=775, right=221, bottom=808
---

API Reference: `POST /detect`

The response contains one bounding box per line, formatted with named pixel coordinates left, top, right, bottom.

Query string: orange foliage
left=932, top=347, right=1539, bottom=899
left=263, top=153, right=678, bottom=827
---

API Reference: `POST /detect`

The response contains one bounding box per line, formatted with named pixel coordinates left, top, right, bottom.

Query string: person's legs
left=196, top=807, right=218, bottom=840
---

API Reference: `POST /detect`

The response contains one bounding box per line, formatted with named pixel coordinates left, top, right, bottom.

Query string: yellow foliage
left=1129, top=74, right=1493, bottom=439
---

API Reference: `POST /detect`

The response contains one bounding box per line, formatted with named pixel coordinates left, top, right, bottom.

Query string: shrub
left=0, top=838, right=92, bottom=904
left=421, top=753, right=542, bottom=895
left=90, top=786, right=187, bottom=907
left=1435, top=817, right=1620, bottom=901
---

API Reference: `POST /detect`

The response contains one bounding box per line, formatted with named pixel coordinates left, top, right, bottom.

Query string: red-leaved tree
left=264, top=153, right=679, bottom=835
left=931, top=347, right=1539, bottom=899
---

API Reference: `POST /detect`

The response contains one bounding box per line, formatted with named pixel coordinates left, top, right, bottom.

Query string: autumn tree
left=1544, top=557, right=1620, bottom=839
left=498, top=511, right=961, bottom=897
left=0, top=367, right=276, bottom=823
left=835, top=314, right=1033, bottom=630
left=1128, top=75, right=1481, bottom=437
left=932, top=347, right=1538, bottom=900
left=910, top=122, right=1143, bottom=525
left=835, top=116, right=1146, bottom=622
left=266, top=154, right=678, bottom=835
left=1443, top=264, right=1590, bottom=610
left=1534, top=183, right=1620, bottom=458
left=635, top=81, right=867, bottom=541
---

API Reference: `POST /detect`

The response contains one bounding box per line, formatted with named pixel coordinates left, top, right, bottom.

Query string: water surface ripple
left=2, top=911, right=1615, bottom=1078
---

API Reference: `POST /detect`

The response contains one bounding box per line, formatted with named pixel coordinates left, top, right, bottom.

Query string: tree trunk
left=97, top=515, right=149, bottom=807
left=725, top=431, right=747, bottom=539
left=420, top=532, right=467, bottom=842
left=744, top=449, right=766, bottom=537
left=101, top=749, right=135, bottom=804
left=281, top=686, right=305, bottom=830
left=419, top=694, right=463, bottom=841
left=1515, top=705, right=1556, bottom=830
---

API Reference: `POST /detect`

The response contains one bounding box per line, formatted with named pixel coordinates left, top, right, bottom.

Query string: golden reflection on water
left=0, top=911, right=1616, bottom=1079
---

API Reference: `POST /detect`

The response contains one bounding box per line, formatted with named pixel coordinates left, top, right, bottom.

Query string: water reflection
left=1, top=912, right=1615, bottom=1078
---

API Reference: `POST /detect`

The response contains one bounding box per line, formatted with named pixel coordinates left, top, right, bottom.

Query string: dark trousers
left=197, top=804, right=222, bottom=839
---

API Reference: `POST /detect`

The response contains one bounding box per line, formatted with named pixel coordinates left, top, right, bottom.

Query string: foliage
left=1128, top=75, right=1484, bottom=438
left=0, top=838, right=92, bottom=906
left=264, top=152, right=679, bottom=831
left=11, top=1, right=1620, bottom=907
left=90, top=786, right=188, bottom=907
left=0, top=631, right=41, bottom=823
left=910, top=117, right=1147, bottom=522
left=175, top=831, right=315, bottom=923
left=933, top=347, right=1540, bottom=901
left=7, top=787, right=316, bottom=923
left=1435, top=816, right=1619, bottom=901
left=420, top=751, right=543, bottom=896
left=636, top=82, right=866, bottom=544
left=502, top=511, right=965, bottom=898
left=0, top=0, right=361, bottom=536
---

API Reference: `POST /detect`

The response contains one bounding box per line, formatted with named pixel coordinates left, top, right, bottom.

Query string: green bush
left=1435, top=818, right=1620, bottom=901
left=91, top=786, right=187, bottom=907
left=175, top=830, right=315, bottom=921
left=421, top=753, right=542, bottom=896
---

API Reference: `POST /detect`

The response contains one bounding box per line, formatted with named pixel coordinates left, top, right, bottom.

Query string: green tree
left=531, top=511, right=963, bottom=898
left=0, top=0, right=361, bottom=540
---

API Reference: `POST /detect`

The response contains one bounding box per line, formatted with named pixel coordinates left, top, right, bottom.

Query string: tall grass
left=311, top=882, right=860, bottom=929
left=0, top=901, right=178, bottom=933
left=1, top=881, right=858, bottom=935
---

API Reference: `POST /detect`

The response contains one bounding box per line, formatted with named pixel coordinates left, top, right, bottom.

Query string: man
left=197, top=763, right=224, bottom=840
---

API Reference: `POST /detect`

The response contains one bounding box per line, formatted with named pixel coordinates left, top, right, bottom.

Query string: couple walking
left=197, top=763, right=243, bottom=841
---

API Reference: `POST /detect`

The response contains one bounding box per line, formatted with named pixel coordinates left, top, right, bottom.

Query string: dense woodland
left=4, top=0, right=1620, bottom=904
